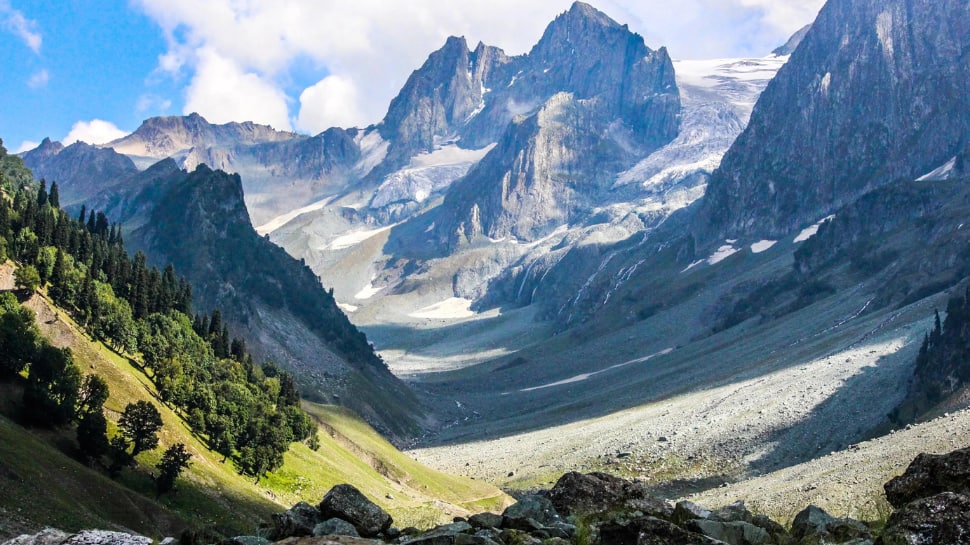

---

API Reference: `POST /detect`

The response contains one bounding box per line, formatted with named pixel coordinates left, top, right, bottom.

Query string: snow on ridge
left=708, top=243, right=739, bottom=265
left=917, top=157, right=957, bottom=181
left=369, top=144, right=495, bottom=209
left=355, top=277, right=385, bottom=300
left=794, top=215, right=836, bottom=243
left=518, top=348, right=674, bottom=393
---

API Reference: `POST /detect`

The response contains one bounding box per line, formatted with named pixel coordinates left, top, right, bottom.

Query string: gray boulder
left=319, top=484, right=393, bottom=538
left=219, top=537, right=271, bottom=545
left=272, top=501, right=322, bottom=539
left=599, top=516, right=722, bottom=545
left=502, top=495, right=560, bottom=526
left=468, top=513, right=504, bottom=529
left=547, top=472, right=672, bottom=519
left=64, top=531, right=152, bottom=545
left=884, top=447, right=970, bottom=508
left=2, top=529, right=71, bottom=545
left=878, top=492, right=970, bottom=545
left=711, top=501, right=754, bottom=523
left=672, top=500, right=713, bottom=526
left=314, top=518, right=361, bottom=538
left=791, top=505, right=870, bottom=544
left=686, top=520, right=771, bottom=545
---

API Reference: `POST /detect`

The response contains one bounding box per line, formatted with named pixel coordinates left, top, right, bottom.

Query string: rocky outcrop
left=698, top=0, right=970, bottom=244
left=790, top=505, right=871, bottom=544
left=884, top=447, right=970, bottom=508
left=548, top=472, right=672, bottom=519
left=1, top=530, right=152, bottom=545
left=878, top=492, right=970, bottom=545
left=319, top=485, right=393, bottom=538
left=20, top=139, right=139, bottom=207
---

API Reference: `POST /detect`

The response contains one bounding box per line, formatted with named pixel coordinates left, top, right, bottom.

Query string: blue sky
left=0, top=0, right=824, bottom=154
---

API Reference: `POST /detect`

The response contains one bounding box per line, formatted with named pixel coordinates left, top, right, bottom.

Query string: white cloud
left=297, top=75, right=365, bottom=134
left=64, top=120, right=129, bottom=145
left=27, top=69, right=48, bottom=89
left=136, top=93, right=173, bottom=114
left=15, top=140, right=39, bottom=153
left=133, top=0, right=826, bottom=132
left=0, top=0, right=42, bottom=53
left=183, top=48, right=292, bottom=130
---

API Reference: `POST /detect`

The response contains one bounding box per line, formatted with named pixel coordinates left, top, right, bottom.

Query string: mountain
left=21, top=138, right=138, bottom=206
left=697, top=0, right=970, bottom=244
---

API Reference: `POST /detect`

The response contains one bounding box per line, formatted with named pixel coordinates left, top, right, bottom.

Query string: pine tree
left=155, top=443, right=192, bottom=495
left=48, top=181, right=59, bottom=208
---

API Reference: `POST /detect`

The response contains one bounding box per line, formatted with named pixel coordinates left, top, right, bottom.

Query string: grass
left=1, top=290, right=511, bottom=539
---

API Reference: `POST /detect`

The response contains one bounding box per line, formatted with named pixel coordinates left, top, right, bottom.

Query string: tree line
left=0, top=143, right=316, bottom=485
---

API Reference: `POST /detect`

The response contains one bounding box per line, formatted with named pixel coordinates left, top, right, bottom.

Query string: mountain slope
left=124, top=164, right=423, bottom=439
left=0, top=280, right=508, bottom=540
left=697, top=0, right=970, bottom=243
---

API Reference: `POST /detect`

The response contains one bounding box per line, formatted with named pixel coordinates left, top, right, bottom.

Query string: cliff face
left=698, top=0, right=970, bottom=244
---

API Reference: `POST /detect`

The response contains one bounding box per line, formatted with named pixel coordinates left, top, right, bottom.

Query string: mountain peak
left=564, top=2, right=620, bottom=29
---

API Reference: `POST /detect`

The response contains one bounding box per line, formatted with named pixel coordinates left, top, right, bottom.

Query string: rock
left=599, top=516, right=722, bottom=545
left=319, top=484, right=393, bottom=538
left=502, top=517, right=545, bottom=533
left=711, top=501, right=754, bottom=523
left=878, top=492, right=970, bottom=545
left=220, top=537, right=271, bottom=545
left=686, top=520, right=771, bottom=545
left=314, top=519, right=360, bottom=538
left=750, top=514, right=789, bottom=544
left=468, top=513, right=504, bottom=529
left=547, top=472, right=672, bottom=519
left=884, top=447, right=970, bottom=508
left=548, top=522, right=577, bottom=538
left=159, top=538, right=177, bottom=545
left=497, top=529, right=542, bottom=545
left=2, top=528, right=71, bottom=545
left=791, top=505, right=870, bottom=544
left=273, top=501, right=322, bottom=539
left=63, top=531, right=152, bottom=545
left=672, top=500, right=713, bottom=526
left=272, top=537, right=385, bottom=545
left=400, top=521, right=480, bottom=545
left=502, top=495, right=560, bottom=526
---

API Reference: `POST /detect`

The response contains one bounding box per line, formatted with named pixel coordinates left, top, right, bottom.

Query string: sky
left=0, top=0, right=825, bottom=154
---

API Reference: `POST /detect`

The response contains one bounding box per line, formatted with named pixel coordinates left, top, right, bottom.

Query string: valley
left=6, top=0, right=970, bottom=543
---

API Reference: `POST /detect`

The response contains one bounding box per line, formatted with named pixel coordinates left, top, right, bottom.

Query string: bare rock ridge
left=697, top=0, right=970, bottom=245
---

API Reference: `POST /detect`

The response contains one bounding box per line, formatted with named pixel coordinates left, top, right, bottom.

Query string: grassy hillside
left=0, top=273, right=509, bottom=540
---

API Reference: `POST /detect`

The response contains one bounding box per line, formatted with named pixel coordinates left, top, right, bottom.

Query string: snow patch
left=255, top=196, right=333, bottom=235
left=708, top=244, right=739, bottom=265
left=355, top=278, right=385, bottom=300
left=327, top=225, right=393, bottom=250
left=876, top=11, right=895, bottom=59
left=337, top=302, right=359, bottom=313
left=794, top=215, right=836, bottom=243
left=751, top=240, right=777, bottom=254
left=354, top=130, right=389, bottom=177
left=820, top=72, right=832, bottom=95
left=370, top=144, right=494, bottom=209
left=917, top=157, right=957, bottom=181
left=409, top=298, right=476, bottom=319
left=519, top=348, right=673, bottom=393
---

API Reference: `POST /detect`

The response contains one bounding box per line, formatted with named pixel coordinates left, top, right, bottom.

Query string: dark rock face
left=548, top=472, right=672, bottom=519
left=319, top=484, right=393, bottom=538
left=314, top=519, right=361, bottom=538
left=884, top=447, right=970, bottom=508
left=698, top=0, right=970, bottom=243
left=878, top=492, right=970, bottom=545
left=501, top=495, right=560, bottom=527
left=272, top=502, right=322, bottom=539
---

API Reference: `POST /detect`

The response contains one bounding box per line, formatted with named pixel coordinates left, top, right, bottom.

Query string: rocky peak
left=696, top=0, right=970, bottom=245
left=771, top=24, right=812, bottom=56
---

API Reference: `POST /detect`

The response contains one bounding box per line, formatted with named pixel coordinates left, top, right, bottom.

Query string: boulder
left=319, top=484, right=392, bottom=538
left=686, top=520, right=771, bottom=545
left=599, top=516, right=722, bottom=545
left=468, top=513, right=504, bottom=530
left=273, top=501, right=322, bottom=539
left=273, top=537, right=385, bottom=545
left=502, top=495, right=560, bottom=526
left=547, top=472, right=672, bottom=519
left=884, top=447, right=970, bottom=508
left=220, top=537, right=271, bottom=545
left=63, top=531, right=152, bottom=545
left=2, top=529, right=71, bottom=545
left=878, top=492, right=970, bottom=545
left=497, top=529, right=542, bottom=545
left=711, top=501, right=754, bottom=523
left=671, top=501, right=713, bottom=526
left=791, top=505, right=870, bottom=544
left=313, top=519, right=360, bottom=538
